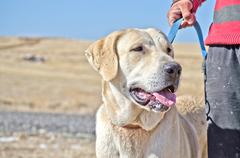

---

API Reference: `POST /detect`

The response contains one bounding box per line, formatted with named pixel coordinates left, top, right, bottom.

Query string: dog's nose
left=163, top=62, right=182, bottom=77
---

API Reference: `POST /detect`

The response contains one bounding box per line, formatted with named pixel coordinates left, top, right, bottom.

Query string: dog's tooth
left=155, top=103, right=162, bottom=110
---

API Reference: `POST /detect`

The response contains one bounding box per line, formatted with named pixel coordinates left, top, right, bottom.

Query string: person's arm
left=167, top=0, right=205, bottom=27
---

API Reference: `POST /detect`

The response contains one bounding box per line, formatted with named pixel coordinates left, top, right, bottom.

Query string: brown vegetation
left=0, top=37, right=204, bottom=114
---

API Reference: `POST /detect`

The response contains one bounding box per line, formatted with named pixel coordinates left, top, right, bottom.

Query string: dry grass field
left=0, top=37, right=205, bottom=114
left=0, top=36, right=205, bottom=158
left=0, top=37, right=100, bottom=114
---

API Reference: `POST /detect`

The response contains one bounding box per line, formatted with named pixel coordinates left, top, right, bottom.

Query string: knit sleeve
left=192, top=0, right=206, bottom=12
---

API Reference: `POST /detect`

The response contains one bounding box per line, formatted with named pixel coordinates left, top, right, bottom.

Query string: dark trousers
left=205, top=45, right=240, bottom=158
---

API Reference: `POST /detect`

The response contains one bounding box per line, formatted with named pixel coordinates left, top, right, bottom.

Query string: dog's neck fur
left=100, top=81, right=200, bottom=157
left=102, top=80, right=171, bottom=131
left=99, top=86, right=199, bottom=157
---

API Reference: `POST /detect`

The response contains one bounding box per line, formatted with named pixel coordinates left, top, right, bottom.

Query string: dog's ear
left=85, top=31, right=123, bottom=81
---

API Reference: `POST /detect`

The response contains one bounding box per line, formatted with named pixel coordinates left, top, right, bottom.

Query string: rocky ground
left=0, top=111, right=96, bottom=158
left=0, top=133, right=95, bottom=158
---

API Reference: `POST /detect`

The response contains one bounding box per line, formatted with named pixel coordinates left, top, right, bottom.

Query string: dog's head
left=85, top=28, right=182, bottom=130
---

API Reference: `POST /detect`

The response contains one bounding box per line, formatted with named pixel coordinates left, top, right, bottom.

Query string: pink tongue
left=137, top=91, right=152, bottom=100
left=152, top=91, right=176, bottom=107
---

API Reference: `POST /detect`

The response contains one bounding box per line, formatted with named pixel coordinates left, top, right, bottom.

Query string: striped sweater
left=194, top=0, right=240, bottom=45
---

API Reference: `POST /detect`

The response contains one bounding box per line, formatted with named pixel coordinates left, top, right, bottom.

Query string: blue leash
left=168, top=18, right=212, bottom=121
left=167, top=18, right=207, bottom=58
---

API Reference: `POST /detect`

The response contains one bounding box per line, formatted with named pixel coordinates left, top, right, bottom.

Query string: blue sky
left=0, top=0, right=215, bottom=42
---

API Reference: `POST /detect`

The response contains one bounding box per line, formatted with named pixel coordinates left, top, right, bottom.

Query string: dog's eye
left=167, top=47, right=172, bottom=53
left=130, top=46, right=143, bottom=52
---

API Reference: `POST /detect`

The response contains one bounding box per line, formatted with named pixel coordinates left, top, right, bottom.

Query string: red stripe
left=205, top=34, right=240, bottom=45
left=210, top=21, right=240, bottom=33
left=215, top=0, right=240, bottom=10
left=205, top=21, right=240, bottom=45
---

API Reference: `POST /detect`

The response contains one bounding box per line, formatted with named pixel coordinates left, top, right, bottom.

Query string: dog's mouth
left=129, top=85, right=176, bottom=112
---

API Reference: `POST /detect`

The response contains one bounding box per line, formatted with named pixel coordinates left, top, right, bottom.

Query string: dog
left=85, top=28, right=207, bottom=158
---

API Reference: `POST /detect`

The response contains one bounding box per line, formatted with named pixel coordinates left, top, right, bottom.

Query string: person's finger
left=167, top=0, right=195, bottom=27
left=180, top=21, right=189, bottom=28
left=169, top=14, right=182, bottom=25
left=167, top=8, right=182, bottom=25
left=179, top=3, right=192, bottom=21
left=177, top=2, right=195, bottom=27
left=180, top=14, right=196, bottom=28
left=187, top=14, right=196, bottom=25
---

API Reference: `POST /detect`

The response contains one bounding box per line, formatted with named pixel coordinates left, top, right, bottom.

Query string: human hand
left=167, top=0, right=196, bottom=28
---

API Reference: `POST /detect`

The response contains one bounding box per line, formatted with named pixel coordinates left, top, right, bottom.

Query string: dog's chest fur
left=112, top=125, right=150, bottom=157
left=96, top=106, right=199, bottom=158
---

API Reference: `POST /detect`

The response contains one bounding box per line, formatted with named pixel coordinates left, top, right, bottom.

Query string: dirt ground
left=0, top=133, right=95, bottom=158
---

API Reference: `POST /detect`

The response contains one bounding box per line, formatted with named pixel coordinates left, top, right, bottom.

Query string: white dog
left=85, top=28, right=207, bottom=158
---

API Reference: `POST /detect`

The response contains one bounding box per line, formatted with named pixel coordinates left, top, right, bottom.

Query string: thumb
left=179, top=2, right=194, bottom=22
left=181, top=14, right=196, bottom=28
